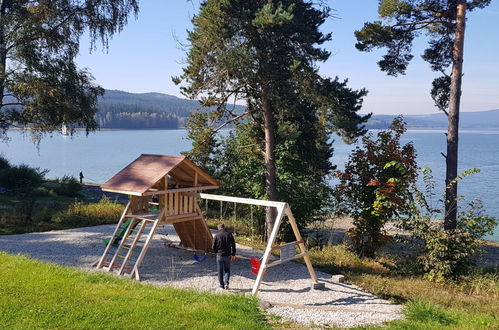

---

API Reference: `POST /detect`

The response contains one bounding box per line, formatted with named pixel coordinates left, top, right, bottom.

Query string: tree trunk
left=0, top=2, right=7, bottom=109
left=444, top=1, right=466, bottom=230
left=262, top=93, right=278, bottom=240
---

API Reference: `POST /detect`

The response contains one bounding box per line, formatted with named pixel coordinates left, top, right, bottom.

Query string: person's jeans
left=216, top=255, right=231, bottom=288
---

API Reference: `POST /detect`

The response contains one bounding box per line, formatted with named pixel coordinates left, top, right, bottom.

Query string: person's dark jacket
left=212, top=229, right=236, bottom=257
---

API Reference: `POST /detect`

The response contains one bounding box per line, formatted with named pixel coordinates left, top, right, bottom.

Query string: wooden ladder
left=96, top=203, right=163, bottom=280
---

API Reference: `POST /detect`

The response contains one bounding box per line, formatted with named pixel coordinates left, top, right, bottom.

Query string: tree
left=354, top=0, right=491, bottom=230
left=176, top=0, right=369, bottom=238
left=336, top=117, right=418, bottom=258
left=0, top=0, right=139, bottom=139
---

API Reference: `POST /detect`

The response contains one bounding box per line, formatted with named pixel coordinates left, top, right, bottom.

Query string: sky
left=76, top=1, right=499, bottom=115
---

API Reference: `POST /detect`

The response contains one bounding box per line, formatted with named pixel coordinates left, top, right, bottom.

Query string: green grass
left=305, top=245, right=499, bottom=329
left=0, top=252, right=268, bottom=329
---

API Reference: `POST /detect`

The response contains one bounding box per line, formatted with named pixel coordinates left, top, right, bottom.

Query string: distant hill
left=96, top=90, right=499, bottom=130
left=366, top=109, right=499, bottom=130
left=95, top=90, right=203, bottom=129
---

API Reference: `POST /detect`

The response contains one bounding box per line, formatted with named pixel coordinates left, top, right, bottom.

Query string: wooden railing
left=161, top=190, right=197, bottom=217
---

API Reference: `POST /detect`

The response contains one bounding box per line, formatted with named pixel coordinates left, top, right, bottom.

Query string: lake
left=1, top=129, right=498, bottom=241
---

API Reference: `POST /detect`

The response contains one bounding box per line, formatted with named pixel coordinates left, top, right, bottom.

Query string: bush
left=52, top=197, right=124, bottom=226
left=0, top=154, right=10, bottom=170
left=400, top=168, right=497, bottom=281
left=53, top=175, right=81, bottom=197
left=335, top=117, right=418, bottom=258
left=0, top=162, right=47, bottom=223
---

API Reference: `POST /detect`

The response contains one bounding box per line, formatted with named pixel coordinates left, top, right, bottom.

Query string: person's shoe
left=224, top=284, right=229, bottom=290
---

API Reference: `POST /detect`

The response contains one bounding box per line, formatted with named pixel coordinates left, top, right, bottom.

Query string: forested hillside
left=94, top=90, right=499, bottom=130
left=95, top=90, right=202, bottom=129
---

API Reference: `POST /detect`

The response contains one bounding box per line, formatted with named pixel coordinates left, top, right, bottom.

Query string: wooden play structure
left=96, top=154, right=322, bottom=295
left=96, top=154, right=219, bottom=280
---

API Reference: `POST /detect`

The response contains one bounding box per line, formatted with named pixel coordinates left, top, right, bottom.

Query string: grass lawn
left=0, top=252, right=267, bottom=329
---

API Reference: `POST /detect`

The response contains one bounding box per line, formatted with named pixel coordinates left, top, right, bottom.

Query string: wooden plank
left=164, top=212, right=198, bottom=222
left=175, top=192, right=179, bottom=215
left=126, top=212, right=160, bottom=219
left=195, top=203, right=213, bottom=252
left=165, top=215, right=202, bottom=225
left=101, top=187, right=142, bottom=196
left=96, top=202, right=131, bottom=269
left=266, top=252, right=308, bottom=268
left=270, top=240, right=304, bottom=252
left=184, top=195, right=189, bottom=213
left=142, top=185, right=219, bottom=196
left=168, top=192, right=173, bottom=215
left=285, top=206, right=318, bottom=283
left=252, top=204, right=285, bottom=296
left=200, top=193, right=286, bottom=208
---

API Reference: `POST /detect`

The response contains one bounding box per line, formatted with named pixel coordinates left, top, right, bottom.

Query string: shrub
left=53, top=175, right=81, bottom=197
left=335, top=117, right=418, bottom=258
left=401, top=168, right=497, bottom=281
left=0, top=163, right=47, bottom=223
left=53, top=197, right=124, bottom=226
left=0, top=154, right=10, bottom=170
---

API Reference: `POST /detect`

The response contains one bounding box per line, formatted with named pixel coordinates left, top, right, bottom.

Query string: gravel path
left=0, top=225, right=404, bottom=328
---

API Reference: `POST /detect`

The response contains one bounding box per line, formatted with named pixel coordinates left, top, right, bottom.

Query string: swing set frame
left=199, top=193, right=320, bottom=295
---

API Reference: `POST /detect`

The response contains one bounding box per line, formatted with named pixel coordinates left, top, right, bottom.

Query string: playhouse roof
left=101, top=154, right=219, bottom=195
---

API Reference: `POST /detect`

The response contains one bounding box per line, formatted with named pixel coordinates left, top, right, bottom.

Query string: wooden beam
left=143, top=185, right=219, bottom=196
left=164, top=213, right=198, bottom=222
left=252, top=204, right=285, bottom=295
left=270, top=240, right=304, bottom=252
left=265, top=252, right=309, bottom=268
left=101, top=188, right=142, bottom=196
left=199, top=193, right=286, bottom=208
left=285, top=207, right=318, bottom=283
left=165, top=215, right=202, bottom=225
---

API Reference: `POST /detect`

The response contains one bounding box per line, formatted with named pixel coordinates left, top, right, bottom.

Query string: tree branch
left=213, top=109, right=257, bottom=133
left=391, top=19, right=443, bottom=28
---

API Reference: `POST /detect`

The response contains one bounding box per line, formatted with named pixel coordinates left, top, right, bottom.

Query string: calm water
left=1, top=129, right=498, bottom=241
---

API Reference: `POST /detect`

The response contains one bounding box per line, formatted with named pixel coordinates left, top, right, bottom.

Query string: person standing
left=79, top=171, right=84, bottom=184
left=212, top=223, right=236, bottom=289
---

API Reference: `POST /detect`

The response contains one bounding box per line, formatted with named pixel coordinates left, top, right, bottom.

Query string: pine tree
left=176, top=0, right=369, bottom=237
left=355, top=0, right=491, bottom=229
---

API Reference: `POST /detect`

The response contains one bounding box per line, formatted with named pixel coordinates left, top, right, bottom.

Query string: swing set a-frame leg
left=251, top=204, right=321, bottom=296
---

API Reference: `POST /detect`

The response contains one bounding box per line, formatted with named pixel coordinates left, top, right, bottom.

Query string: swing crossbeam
left=199, top=193, right=321, bottom=296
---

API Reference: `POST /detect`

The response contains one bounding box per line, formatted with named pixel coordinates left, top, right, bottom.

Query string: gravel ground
left=0, top=224, right=404, bottom=328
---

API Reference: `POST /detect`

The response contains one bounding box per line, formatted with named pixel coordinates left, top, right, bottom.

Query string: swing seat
left=193, top=253, right=207, bottom=263
left=250, top=257, right=266, bottom=276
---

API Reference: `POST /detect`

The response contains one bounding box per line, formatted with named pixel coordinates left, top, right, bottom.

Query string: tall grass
left=52, top=196, right=124, bottom=226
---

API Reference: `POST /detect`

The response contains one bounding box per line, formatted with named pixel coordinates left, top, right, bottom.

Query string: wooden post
left=252, top=204, right=285, bottom=295
left=285, top=206, right=318, bottom=283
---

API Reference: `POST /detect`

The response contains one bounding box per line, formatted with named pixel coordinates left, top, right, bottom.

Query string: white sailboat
left=61, top=123, right=69, bottom=136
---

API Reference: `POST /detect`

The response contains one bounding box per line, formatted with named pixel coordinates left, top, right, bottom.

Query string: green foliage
left=0, top=1, right=139, bottom=139
left=177, top=0, right=369, bottom=238
left=355, top=0, right=491, bottom=78
left=0, top=252, right=267, bottom=329
left=336, top=117, right=418, bottom=258
left=45, top=175, right=82, bottom=197
left=401, top=168, right=497, bottom=282
left=52, top=197, right=124, bottom=226
left=0, top=160, right=47, bottom=223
